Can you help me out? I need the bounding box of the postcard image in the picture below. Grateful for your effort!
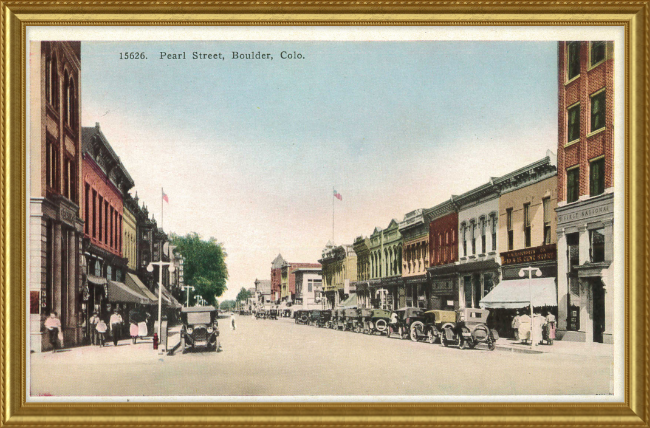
[26,27,624,401]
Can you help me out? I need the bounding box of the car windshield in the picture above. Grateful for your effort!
[187,312,211,324]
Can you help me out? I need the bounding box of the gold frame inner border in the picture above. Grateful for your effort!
[2,4,647,426]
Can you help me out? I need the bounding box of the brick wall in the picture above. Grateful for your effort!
[429,212,459,267]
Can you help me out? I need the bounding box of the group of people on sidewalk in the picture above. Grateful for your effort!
[44,308,151,352]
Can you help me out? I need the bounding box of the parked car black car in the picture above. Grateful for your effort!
[440,308,498,350]
[179,306,220,353]
[387,307,423,340]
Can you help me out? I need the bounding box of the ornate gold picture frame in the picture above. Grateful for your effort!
[1,2,648,426]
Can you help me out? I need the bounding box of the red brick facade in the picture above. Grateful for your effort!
[557,41,614,202]
[429,212,458,267]
[271,267,282,300]
[82,156,123,257]
[287,263,321,294]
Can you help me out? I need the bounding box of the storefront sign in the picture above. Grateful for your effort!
[381,277,403,287]
[557,195,613,225]
[405,275,428,286]
[431,280,454,295]
[501,244,556,266]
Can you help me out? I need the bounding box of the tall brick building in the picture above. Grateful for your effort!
[29,41,84,352]
[555,41,614,343]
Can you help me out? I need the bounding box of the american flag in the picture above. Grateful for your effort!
[333,189,342,201]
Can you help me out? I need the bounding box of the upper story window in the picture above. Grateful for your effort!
[567,166,580,203]
[567,103,581,143]
[590,157,605,197]
[66,77,76,129]
[45,136,58,192]
[591,89,606,132]
[461,225,467,257]
[46,53,59,109]
[543,198,552,245]
[62,156,76,203]
[523,203,531,248]
[480,218,486,254]
[590,41,606,66]
[567,41,581,81]
[470,222,476,255]
[506,209,514,251]
[491,215,497,251]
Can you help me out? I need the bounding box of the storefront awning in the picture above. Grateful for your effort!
[106,280,152,304]
[154,284,182,309]
[125,273,157,304]
[87,275,107,286]
[479,278,557,309]
[338,293,357,309]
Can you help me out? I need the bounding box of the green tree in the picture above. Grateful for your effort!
[220,300,236,311]
[170,232,228,307]
[236,287,252,303]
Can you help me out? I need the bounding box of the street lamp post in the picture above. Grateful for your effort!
[183,285,195,307]
[147,259,176,350]
[519,266,542,347]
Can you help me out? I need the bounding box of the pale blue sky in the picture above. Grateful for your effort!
[81,41,558,299]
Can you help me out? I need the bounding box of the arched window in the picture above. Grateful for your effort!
[63,70,69,125]
[50,54,59,108]
[67,77,76,128]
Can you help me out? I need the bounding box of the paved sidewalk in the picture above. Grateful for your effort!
[495,337,614,356]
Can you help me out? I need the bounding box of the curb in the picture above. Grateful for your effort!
[495,345,544,355]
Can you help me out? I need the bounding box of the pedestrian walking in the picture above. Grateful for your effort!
[109,310,123,346]
[230,312,236,331]
[44,312,63,352]
[96,318,108,347]
[138,312,150,339]
[89,312,100,345]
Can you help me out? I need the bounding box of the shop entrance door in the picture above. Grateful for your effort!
[592,280,605,343]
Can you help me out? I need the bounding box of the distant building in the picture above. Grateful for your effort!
[426,200,459,311]
[319,242,357,309]
[368,220,402,310]
[254,279,271,306]
[399,209,432,309]
[270,254,285,303]
[292,268,323,308]
[352,236,371,308]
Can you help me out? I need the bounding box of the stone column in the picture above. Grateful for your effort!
[578,225,591,342]
[602,219,614,344]
[53,222,62,318]
[556,229,569,332]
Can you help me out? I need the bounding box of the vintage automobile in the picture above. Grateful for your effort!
[268,308,279,320]
[179,306,220,353]
[309,310,322,326]
[358,308,392,335]
[330,309,346,330]
[343,308,360,331]
[386,307,424,340]
[411,309,457,343]
[440,308,498,350]
[317,309,332,328]
[294,309,309,324]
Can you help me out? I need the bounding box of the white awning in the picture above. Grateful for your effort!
[479,278,557,309]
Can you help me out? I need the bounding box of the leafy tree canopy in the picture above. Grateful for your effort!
[170,232,228,307]
[236,287,252,302]
[220,300,236,311]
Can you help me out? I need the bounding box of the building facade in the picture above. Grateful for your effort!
[319,242,357,309]
[122,194,138,272]
[556,41,615,344]
[368,220,403,310]
[254,279,272,306]
[427,200,459,311]
[399,208,431,309]
[270,254,285,303]
[29,41,84,352]
[456,182,500,310]
[352,236,371,308]
[293,268,323,308]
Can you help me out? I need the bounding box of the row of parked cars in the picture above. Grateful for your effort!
[291,306,499,350]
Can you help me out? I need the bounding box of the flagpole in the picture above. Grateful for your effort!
[332,187,335,243]
[161,188,164,231]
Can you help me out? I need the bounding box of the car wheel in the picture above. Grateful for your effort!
[374,319,387,333]
[180,336,186,354]
[427,330,435,344]
[410,321,424,342]
[441,330,449,347]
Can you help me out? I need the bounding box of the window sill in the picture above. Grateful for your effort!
[565,75,580,86]
[468,255,476,260]
[587,127,606,138]
[564,139,580,148]
[478,253,486,258]
[588,59,606,71]
[488,251,497,256]
[459,257,467,261]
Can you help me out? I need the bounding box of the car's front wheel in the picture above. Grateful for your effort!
[180,335,186,354]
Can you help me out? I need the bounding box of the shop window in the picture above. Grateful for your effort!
[590,228,605,263]
[591,90,606,132]
[483,274,494,297]
[567,233,579,272]
[523,203,531,248]
[567,167,580,203]
[506,208,514,251]
[567,103,580,143]
[567,41,581,80]
[590,41,606,66]
[543,198,551,245]
[590,157,605,197]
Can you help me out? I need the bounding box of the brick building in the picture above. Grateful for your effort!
[427,200,458,310]
[555,41,615,343]
[29,41,84,352]
[270,254,285,303]
[399,208,432,309]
